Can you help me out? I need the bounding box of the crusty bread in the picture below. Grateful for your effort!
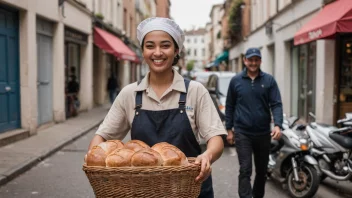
[151,142,173,152]
[152,143,188,166]
[86,145,108,166]
[105,148,135,167]
[124,140,150,152]
[131,148,163,167]
[86,140,124,166]
[99,140,124,155]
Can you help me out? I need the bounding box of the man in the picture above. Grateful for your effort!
[107,74,118,104]
[225,47,283,198]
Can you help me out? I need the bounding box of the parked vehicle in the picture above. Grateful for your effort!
[268,116,320,198]
[306,112,352,182]
[193,71,236,146]
[206,72,236,121]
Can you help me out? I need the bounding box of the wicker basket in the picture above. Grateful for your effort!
[83,158,201,198]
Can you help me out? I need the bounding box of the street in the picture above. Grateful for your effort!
[0,128,351,198]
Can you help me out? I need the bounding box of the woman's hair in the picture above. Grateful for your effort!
[141,37,180,66]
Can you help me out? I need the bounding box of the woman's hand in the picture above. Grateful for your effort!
[194,153,212,183]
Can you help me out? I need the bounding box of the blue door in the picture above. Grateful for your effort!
[0,6,20,133]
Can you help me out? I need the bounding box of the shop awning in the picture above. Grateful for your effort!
[205,61,219,68]
[215,50,229,63]
[94,27,140,63]
[294,0,352,45]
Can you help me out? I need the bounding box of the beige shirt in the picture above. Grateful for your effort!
[95,70,227,143]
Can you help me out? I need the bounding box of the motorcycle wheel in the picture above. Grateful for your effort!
[287,164,320,198]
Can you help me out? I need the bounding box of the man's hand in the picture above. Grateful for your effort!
[271,126,282,140]
[226,130,235,145]
[194,153,212,183]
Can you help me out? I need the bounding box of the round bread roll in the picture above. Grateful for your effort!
[153,145,188,166]
[85,140,124,166]
[99,140,124,155]
[86,145,108,166]
[124,140,150,152]
[131,148,163,167]
[105,148,135,167]
[151,142,173,151]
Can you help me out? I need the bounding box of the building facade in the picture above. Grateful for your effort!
[184,29,207,71]
[156,0,171,18]
[0,0,93,145]
[228,0,350,125]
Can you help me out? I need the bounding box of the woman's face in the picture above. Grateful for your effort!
[142,30,178,74]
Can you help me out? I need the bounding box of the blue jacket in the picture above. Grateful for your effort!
[225,69,283,135]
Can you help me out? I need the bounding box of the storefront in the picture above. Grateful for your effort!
[93,27,139,105]
[290,41,317,121]
[337,34,352,119]
[64,26,88,118]
[294,0,352,122]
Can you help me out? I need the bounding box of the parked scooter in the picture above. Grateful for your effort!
[268,116,320,198]
[306,112,352,182]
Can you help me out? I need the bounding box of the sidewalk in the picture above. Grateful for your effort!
[0,106,108,186]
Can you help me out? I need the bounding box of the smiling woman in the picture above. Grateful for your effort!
[87,17,227,198]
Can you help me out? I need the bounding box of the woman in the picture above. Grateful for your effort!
[87,17,226,198]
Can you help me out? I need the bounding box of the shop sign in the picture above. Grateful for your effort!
[308,29,323,40]
[65,27,88,45]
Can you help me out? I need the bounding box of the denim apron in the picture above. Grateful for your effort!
[131,79,214,198]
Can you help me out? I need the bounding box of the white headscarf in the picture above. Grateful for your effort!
[137,17,185,52]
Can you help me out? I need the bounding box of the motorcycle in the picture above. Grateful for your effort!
[306,112,352,182]
[268,116,320,198]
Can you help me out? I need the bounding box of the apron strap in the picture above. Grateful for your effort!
[135,80,143,109]
[135,91,143,109]
[179,79,190,109]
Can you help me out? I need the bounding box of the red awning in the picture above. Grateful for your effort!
[294,0,352,45]
[94,27,140,63]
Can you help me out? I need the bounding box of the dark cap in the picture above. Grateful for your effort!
[245,48,261,59]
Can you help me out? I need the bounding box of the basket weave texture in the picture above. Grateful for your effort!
[83,158,201,198]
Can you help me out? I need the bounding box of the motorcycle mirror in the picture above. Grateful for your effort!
[309,112,316,119]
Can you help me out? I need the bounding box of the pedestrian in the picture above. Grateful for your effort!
[86,17,226,198]
[67,74,80,117]
[225,47,283,198]
[107,74,118,104]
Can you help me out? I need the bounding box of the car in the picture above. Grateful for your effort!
[194,71,237,146]
[206,72,236,121]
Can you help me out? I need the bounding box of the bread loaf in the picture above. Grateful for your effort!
[131,148,163,166]
[86,140,124,166]
[124,140,150,152]
[105,148,135,167]
[99,140,124,155]
[86,145,108,166]
[152,143,188,166]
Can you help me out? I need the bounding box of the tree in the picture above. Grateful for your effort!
[186,60,195,78]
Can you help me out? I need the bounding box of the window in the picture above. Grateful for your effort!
[187,49,191,55]
[130,16,133,37]
[202,48,205,56]
[202,38,204,43]
[290,41,316,121]
[123,8,127,32]
[194,38,197,43]
[194,49,197,56]
[187,39,190,43]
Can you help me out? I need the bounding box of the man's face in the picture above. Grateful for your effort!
[244,56,261,73]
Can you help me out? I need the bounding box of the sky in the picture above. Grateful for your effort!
[170,0,225,31]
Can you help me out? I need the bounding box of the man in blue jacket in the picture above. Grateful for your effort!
[225,47,283,198]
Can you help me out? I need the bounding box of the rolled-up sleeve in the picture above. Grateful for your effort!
[196,92,227,142]
[95,97,130,140]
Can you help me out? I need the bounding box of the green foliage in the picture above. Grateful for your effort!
[95,13,104,20]
[186,60,195,71]
[217,31,221,39]
[228,0,243,37]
